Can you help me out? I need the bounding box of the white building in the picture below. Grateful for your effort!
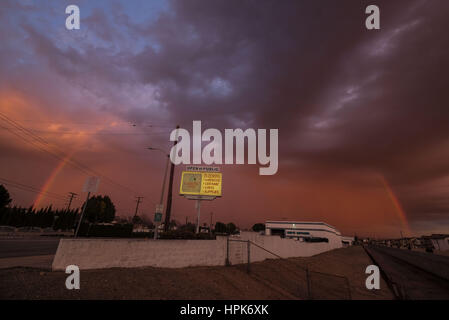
[341,236,355,247]
[429,234,449,251]
[265,220,343,248]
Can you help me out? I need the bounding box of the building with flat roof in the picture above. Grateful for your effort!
[341,236,355,247]
[265,220,342,248]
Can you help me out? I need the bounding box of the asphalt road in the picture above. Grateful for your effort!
[365,246,449,299]
[0,238,60,258]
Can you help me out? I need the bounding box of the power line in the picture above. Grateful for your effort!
[5,119,175,128]
[0,112,141,197]
[0,126,172,135]
[0,177,67,201]
[0,177,67,199]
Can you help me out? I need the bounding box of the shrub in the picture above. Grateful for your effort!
[158,230,215,240]
[77,223,133,237]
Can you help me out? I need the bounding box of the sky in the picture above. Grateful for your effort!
[1,0,449,238]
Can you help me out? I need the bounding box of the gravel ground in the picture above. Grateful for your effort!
[0,246,393,300]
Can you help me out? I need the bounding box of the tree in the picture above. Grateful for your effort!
[178,222,195,233]
[139,215,154,228]
[252,223,265,232]
[214,221,227,233]
[0,185,12,208]
[132,215,143,225]
[226,222,237,234]
[83,195,116,223]
[168,220,178,230]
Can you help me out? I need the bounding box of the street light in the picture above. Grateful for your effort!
[147,147,170,239]
[148,125,179,234]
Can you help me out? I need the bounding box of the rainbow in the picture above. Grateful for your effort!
[378,175,412,236]
[33,152,74,209]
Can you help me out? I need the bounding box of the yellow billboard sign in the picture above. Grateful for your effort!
[180,171,222,197]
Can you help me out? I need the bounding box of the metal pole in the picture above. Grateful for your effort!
[160,155,170,204]
[247,240,250,273]
[51,215,58,230]
[164,125,179,232]
[154,221,159,239]
[345,276,352,300]
[196,199,201,234]
[210,212,213,232]
[154,155,170,240]
[306,266,311,299]
[75,191,90,238]
[226,236,230,266]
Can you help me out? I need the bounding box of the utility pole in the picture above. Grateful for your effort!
[210,212,213,231]
[195,199,201,234]
[164,125,179,232]
[147,146,170,240]
[134,196,144,219]
[67,192,78,210]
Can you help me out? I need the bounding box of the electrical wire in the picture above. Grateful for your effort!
[0,112,141,196]
[0,177,67,201]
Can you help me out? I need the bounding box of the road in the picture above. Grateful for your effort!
[0,238,60,258]
[365,246,449,299]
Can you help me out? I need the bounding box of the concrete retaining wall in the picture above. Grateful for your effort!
[52,232,342,271]
[52,238,227,271]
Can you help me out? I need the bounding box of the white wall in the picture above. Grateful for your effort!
[52,232,342,271]
[265,221,340,240]
[52,238,227,271]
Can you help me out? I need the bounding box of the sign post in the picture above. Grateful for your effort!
[180,167,222,233]
[154,204,163,239]
[75,176,100,238]
[195,199,201,234]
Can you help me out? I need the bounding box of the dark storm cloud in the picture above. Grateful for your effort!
[130,0,449,221]
[21,25,135,85]
[132,1,403,125]
[2,0,449,230]
[290,1,449,180]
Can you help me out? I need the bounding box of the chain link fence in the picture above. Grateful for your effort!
[226,238,351,299]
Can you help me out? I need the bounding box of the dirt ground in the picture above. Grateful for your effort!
[0,246,393,300]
